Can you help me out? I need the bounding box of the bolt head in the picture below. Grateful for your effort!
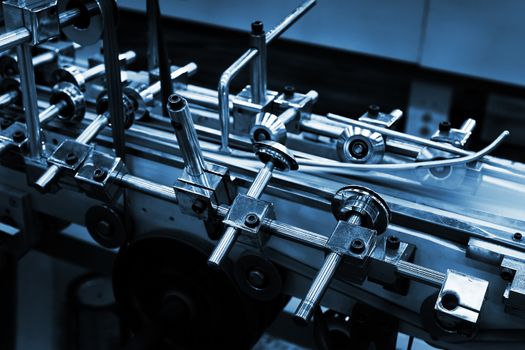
[244,213,260,228]
[65,152,78,165]
[439,121,451,132]
[367,104,380,116]
[191,199,207,214]
[350,239,366,254]
[11,130,25,143]
[283,85,295,98]
[386,235,400,250]
[513,232,522,241]
[92,168,107,182]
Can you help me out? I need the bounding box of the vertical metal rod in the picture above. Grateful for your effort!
[294,214,361,324]
[250,21,267,104]
[101,0,126,159]
[16,44,42,159]
[167,95,208,183]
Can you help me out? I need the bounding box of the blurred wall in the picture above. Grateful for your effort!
[118,0,525,86]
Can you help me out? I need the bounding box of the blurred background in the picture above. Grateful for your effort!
[115,0,525,162]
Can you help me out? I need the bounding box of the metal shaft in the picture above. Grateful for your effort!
[208,161,275,268]
[250,24,267,104]
[17,44,41,159]
[294,214,361,324]
[0,91,18,107]
[82,51,136,83]
[141,63,198,100]
[265,0,317,44]
[167,95,208,182]
[460,118,477,134]
[39,100,68,124]
[34,113,110,192]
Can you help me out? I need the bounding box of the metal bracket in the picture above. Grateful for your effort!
[326,222,377,283]
[434,270,488,335]
[74,150,127,202]
[47,139,93,172]
[3,0,60,46]
[223,194,275,249]
[232,85,278,134]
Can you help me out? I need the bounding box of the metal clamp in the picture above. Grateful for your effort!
[207,140,298,268]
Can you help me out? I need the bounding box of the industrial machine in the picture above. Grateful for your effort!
[1,0,524,349]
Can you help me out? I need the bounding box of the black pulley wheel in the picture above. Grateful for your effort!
[113,234,288,349]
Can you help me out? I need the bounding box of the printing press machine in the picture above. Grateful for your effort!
[0,0,525,349]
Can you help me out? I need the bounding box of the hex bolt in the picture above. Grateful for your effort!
[294,186,391,325]
[65,152,78,165]
[501,267,515,281]
[439,121,451,132]
[92,168,107,182]
[11,130,25,143]
[367,104,380,116]
[284,85,295,98]
[350,238,366,254]
[244,213,260,228]
[191,199,207,215]
[208,141,298,268]
[386,235,400,250]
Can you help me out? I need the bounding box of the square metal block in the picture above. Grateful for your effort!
[4,0,60,45]
[48,139,93,171]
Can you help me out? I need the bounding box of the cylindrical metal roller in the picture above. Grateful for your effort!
[48,82,86,123]
[337,125,385,164]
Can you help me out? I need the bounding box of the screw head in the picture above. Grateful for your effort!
[283,85,295,98]
[513,232,522,241]
[501,267,515,281]
[367,104,380,116]
[439,121,451,132]
[386,235,400,250]
[349,140,369,159]
[350,238,366,254]
[92,168,107,182]
[244,213,260,228]
[65,152,78,165]
[11,130,25,143]
[191,199,207,214]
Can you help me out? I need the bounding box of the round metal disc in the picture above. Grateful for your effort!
[331,185,391,234]
[253,140,298,171]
